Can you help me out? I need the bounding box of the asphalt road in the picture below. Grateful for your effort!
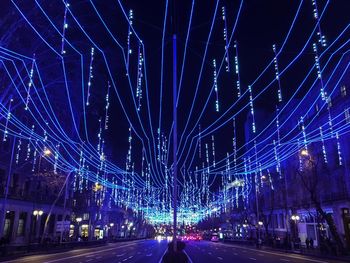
[1,240,347,263]
[1,240,167,263]
[185,241,348,263]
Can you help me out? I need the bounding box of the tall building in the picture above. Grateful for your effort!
[243,55,350,249]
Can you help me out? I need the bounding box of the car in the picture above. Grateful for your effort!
[194,235,202,241]
[211,235,219,242]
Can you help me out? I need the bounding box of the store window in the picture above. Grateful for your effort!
[81,224,89,238]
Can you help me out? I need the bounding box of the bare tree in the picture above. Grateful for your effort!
[297,154,345,254]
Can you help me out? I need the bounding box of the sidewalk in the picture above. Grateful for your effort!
[223,240,350,262]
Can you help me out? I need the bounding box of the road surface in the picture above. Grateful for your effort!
[1,240,347,263]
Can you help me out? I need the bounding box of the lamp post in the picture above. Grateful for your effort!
[32,210,43,242]
[38,147,52,172]
[109,223,114,239]
[291,215,300,239]
[121,225,125,238]
[76,217,82,240]
[128,223,133,238]
[256,221,263,248]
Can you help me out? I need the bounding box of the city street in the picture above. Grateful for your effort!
[1,240,347,263]
[1,1,350,262]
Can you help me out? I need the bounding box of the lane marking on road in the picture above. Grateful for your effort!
[117,253,126,257]
[158,248,168,263]
[7,241,146,263]
[216,243,330,263]
[184,250,193,263]
[280,259,290,262]
[217,257,223,260]
[249,258,257,261]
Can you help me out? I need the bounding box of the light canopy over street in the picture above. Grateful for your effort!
[0,0,350,262]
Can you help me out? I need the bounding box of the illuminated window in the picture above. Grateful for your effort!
[83,213,89,220]
[341,85,347,97]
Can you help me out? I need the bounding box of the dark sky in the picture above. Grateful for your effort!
[2,0,350,190]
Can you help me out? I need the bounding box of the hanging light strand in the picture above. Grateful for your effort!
[272,44,283,102]
[25,56,35,110]
[313,43,325,101]
[213,59,219,112]
[104,81,110,130]
[319,127,328,163]
[311,0,326,47]
[234,41,241,97]
[3,98,13,142]
[61,2,69,55]
[136,42,143,111]
[221,6,230,72]
[248,85,256,133]
[86,47,95,106]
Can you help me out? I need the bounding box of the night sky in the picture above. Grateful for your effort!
[1,0,350,193]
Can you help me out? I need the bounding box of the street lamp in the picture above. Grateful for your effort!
[291,215,300,242]
[257,221,263,242]
[33,210,44,216]
[121,225,125,238]
[300,149,309,157]
[32,210,43,243]
[76,217,82,239]
[108,223,114,239]
[43,148,52,156]
[38,148,52,172]
[291,215,300,221]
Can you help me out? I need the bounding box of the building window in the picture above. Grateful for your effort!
[17,212,27,236]
[274,214,278,229]
[3,219,11,237]
[345,108,350,123]
[83,213,89,220]
[341,85,347,97]
[279,213,285,229]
